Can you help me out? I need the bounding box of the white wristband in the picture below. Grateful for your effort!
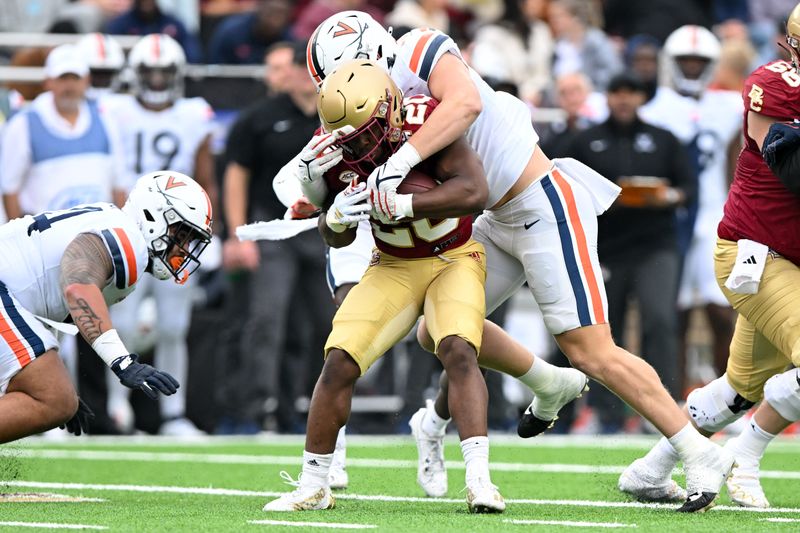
[91,329,129,366]
[392,142,422,173]
[395,193,414,219]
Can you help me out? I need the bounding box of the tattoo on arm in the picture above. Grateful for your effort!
[59,233,115,291]
[69,298,103,343]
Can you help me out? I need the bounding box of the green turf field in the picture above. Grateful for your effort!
[1,434,799,531]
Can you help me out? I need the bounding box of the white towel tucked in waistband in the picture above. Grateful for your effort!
[724,239,769,294]
[551,157,621,215]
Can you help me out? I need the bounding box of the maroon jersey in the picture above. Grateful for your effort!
[718,60,800,264]
[323,95,473,259]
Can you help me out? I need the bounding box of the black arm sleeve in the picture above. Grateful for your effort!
[762,122,800,196]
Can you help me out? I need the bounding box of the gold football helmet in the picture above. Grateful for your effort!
[787,3,800,65]
[317,59,404,174]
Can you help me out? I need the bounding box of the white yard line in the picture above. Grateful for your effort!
[760,518,800,523]
[248,520,376,529]
[7,448,800,480]
[2,480,800,514]
[0,521,107,530]
[505,519,637,528]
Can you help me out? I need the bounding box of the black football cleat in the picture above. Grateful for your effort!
[676,491,718,513]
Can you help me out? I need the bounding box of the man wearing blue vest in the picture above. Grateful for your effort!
[1,44,126,220]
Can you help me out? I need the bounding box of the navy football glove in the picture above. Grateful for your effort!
[762,121,800,168]
[59,397,95,436]
[111,353,180,400]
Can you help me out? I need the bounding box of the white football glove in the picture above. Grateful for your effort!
[370,189,414,223]
[298,133,343,184]
[366,143,422,197]
[326,182,371,233]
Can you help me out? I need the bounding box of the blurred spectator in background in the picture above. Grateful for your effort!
[710,38,757,91]
[386,0,451,33]
[537,72,606,156]
[548,0,622,90]
[640,26,740,393]
[217,42,334,434]
[102,34,218,435]
[75,33,127,99]
[105,0,203,63]
[565,72,695,432]
[208,0,294,64]
[1,44,126,219]
[0,0,128,34]
[603,0,712,42]
[470,0,553,105]
[159,0,201,34]
[292,0,385,40]
[624,34,662,103]
[748,0,794,64]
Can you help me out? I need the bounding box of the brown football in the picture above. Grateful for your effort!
[397,169,438,194]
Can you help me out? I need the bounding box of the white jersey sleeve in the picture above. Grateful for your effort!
[393,29,463,94]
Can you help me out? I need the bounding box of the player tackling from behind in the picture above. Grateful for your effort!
[0,171,212,443]
[289,11,734,512]
[620,3,800,509]
[264,60,504,514]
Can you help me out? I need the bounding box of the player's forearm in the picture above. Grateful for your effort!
[411,176,487,219]
[64,284,113,344]
[318,211,357,248]
[407,96,481,161]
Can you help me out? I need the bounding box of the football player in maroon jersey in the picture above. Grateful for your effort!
[620,3,800,509]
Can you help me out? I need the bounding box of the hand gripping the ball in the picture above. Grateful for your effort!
[326,182,371,233]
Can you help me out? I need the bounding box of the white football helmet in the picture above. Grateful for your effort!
[76,33,126,92]
[663,25,721,97]
[123,171,213,283]
[307,11,397,87]
[128,34,186,107]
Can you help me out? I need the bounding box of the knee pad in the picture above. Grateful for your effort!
[763,368,800,422]
[686,374,755,433]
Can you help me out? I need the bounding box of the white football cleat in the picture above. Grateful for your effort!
[465,478,506,513]
[723,443,769,508]
[263,472,335,512]
[518,367,589,438]
[328,433,348,489]
[409,400,447,497]
[678,442,735,513]
[618,458,687,502]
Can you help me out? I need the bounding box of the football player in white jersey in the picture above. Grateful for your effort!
[283,11,736,511]
[103,34,218,436]
[639,25,740,389]
[0,171,212,443]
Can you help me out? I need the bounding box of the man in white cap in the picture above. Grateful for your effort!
[0,43,127,219]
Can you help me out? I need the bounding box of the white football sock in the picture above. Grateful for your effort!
[461,436,490,484]
[642,437,681,479]
[517,357,557,394]
[421,403,450,436]
[728,419,775,461]
[301,451,333,488]
[668,423,711,462]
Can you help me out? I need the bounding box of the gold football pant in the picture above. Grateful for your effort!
[324,239,486,375]
[715,238,800,401]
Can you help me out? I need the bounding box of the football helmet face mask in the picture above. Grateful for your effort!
[122,171,213,284]
[663,25,721,97]
[75,33,125,92]
[128,34,186,107]
[307,11,397,88]
[317,60,404,175]
[786,3,800,67]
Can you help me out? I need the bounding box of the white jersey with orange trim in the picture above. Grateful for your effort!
[102,94,214,191]
[392,28,539,207]
[0,203,148,322]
